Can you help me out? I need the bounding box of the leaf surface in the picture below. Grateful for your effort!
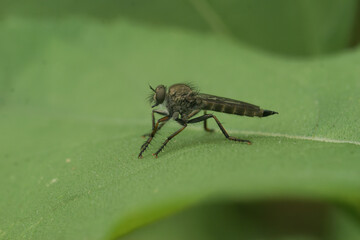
[0,8,360,240]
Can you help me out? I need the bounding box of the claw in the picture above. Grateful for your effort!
[152,153,158,158]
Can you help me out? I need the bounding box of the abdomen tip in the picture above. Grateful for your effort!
[263,110,278,117]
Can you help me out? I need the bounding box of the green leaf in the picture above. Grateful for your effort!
[1,7,360,240]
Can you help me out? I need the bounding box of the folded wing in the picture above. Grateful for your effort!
[197,93,277,117]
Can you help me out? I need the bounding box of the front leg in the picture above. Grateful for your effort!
[142,110,168,138]
[138,116,170,158]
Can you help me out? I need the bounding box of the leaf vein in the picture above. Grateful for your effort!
[191,127,360,146]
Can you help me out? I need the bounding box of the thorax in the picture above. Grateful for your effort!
[165,85,202,118]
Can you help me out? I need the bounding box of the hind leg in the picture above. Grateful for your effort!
[189,114,251,144]
[203,111,214,132]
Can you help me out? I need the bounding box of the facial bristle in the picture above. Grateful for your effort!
[147,93,155,103]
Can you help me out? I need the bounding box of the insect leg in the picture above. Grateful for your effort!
[153,119,187,158]
[151,110,168,129]
[142,110,168,138]
[188,114,251,144]
[203,111,214,132]
[138,116,170,158]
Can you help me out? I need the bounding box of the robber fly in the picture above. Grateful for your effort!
[139,83,278,158]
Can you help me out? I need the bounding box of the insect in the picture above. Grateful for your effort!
[139,83,278,158]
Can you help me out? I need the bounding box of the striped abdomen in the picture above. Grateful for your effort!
[198,94,277,117]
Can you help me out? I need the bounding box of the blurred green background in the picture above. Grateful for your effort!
[1,0,360,240]
[1,0,360,56]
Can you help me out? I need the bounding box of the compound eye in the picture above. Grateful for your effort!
[155,85,166,104]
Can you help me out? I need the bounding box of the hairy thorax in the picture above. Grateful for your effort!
[166,84,202,118]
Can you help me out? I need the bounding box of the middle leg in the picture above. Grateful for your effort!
[153,119,187,158]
